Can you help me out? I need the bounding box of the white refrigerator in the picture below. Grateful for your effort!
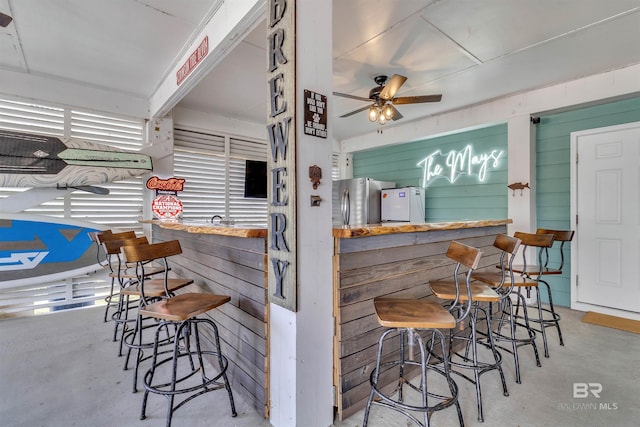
[381,186,425,223]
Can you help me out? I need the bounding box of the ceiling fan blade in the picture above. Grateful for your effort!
[392,94,442,105]
[379,74,407,100]
[388,104,403,121]
[339,104,373,118]
[333,92,371,102]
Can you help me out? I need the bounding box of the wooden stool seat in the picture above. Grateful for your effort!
[373,297,455,329]
[108,265,165,279]
[430,281,500,302]
[506,265,562,275]
[473,271,538,287]
[141,294,231,322]
[120,278,193,298]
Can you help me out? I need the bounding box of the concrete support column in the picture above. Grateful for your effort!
[507,115,539,304]
[507,114,536,235]
[142,114,174,238]
[268,1,334,426]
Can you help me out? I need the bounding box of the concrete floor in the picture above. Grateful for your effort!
[0,305,638,427]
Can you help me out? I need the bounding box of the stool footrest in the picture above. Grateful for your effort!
[369,359,460,415]
[143,350,229,396]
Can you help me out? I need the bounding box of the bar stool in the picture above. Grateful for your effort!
[533,228,575,347]
[95,230,136,322]
[88,229,111,268]
[101,235,160,356]
[429,242,508,422]
[120,240,194,394]
[363,241,481,427]
[471,234,541,385]
[121,240,236,427]
[507,231,557,358]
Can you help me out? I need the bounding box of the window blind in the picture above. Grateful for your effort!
[174,128,267,225]
[0,97,144,318]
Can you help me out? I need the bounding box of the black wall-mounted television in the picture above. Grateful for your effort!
[244,160,267,199]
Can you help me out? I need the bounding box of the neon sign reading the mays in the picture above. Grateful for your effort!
[417,144,503,186]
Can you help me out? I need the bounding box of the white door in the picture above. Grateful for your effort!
[571,122,640,314]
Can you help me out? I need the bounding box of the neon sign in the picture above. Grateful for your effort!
[417,144,503,186]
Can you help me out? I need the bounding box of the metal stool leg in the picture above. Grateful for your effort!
[539,278,564,346]
[444,304,507,422]
[533,287,550,358]
[516,293,542,368]
[103,276,117,323]
[363,328,462,427]
[432,329,464,427]
[141,318,236,427]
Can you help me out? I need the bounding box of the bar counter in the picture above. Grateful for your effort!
[332,219,511,420]
[144,219,267,238]
[143,220,269,417]
[144,218,511,421]
[333,219,512,238]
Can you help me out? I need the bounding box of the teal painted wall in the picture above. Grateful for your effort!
[353,124,508,221]
[537,96,640,307]
[352,96,640,308]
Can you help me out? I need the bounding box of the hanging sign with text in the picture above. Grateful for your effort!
[176,36,209,86]
[303,90,327,138]
[266,0,297,311]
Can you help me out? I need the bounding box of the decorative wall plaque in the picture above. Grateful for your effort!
[303,89,327,138]
[309,165,322,189]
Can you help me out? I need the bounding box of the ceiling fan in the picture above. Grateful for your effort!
[333,74,442,125]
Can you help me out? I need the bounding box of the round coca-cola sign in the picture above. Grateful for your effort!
[151,194,183,219]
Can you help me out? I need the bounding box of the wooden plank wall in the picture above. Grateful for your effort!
[334,225,507,420]
[153,226,269,418]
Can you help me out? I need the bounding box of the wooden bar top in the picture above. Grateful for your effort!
[141,219,267,238]
[332,219,512,238]
[143,218,511,239]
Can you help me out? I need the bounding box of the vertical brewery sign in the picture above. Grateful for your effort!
[267,0,297,311]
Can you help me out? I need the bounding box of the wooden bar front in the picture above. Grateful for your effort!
[146,218,510,422]
[148,222,269,418]
[333,220,511,420]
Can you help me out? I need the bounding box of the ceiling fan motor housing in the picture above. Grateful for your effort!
[369,75,388,100]
[368,86,383,101]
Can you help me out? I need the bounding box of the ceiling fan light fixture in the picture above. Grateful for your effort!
[377,113,387,125]
[382,103,394,120]
[368,106,378,122]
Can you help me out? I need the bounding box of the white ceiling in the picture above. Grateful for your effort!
[1,0,640,141]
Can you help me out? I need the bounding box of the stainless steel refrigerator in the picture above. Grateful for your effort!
[332,178,395,226]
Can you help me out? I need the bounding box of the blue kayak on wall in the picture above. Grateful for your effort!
[0,214,107,288]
